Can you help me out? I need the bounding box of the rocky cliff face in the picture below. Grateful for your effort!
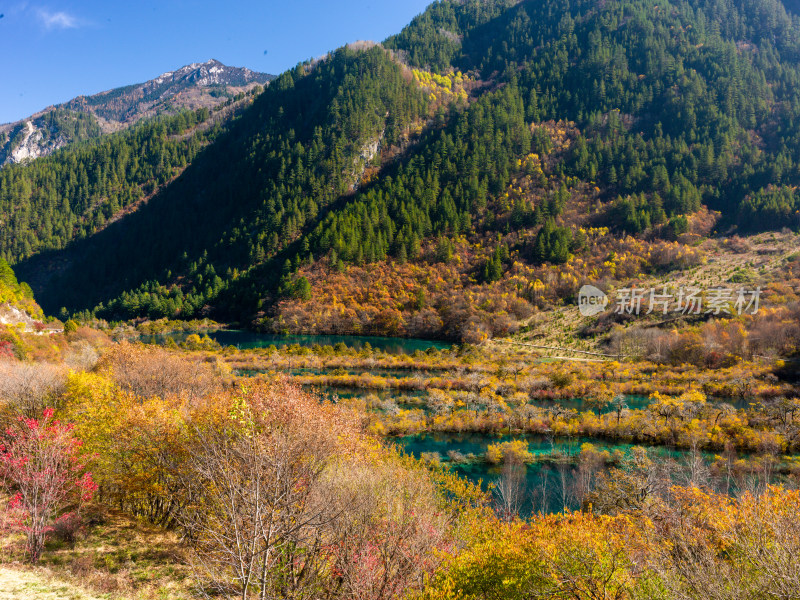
[3,121,68,164]
[0,59,274,166]
[0,303,39,331]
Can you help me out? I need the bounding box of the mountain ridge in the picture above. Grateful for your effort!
[0,59,274,165]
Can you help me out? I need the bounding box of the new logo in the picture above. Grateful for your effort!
[578,285,608,317]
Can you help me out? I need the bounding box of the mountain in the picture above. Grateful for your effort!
[58,59,274,123]
[0,86,264,267]
[7,0,800,339]
[0,59,274,165]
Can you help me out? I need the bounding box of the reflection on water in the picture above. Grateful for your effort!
[317,387,428,401]
[393,432,617,514]
[394,432,696,515]
[450,460,581,515]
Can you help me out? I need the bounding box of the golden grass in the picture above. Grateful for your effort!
[0,510,196,600]
[0,566,107,600]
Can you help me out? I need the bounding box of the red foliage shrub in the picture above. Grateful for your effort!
[0,408,97,562]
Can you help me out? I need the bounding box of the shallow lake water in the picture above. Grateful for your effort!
[393,432,699,515]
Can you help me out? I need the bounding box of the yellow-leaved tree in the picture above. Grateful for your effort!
[419,511,643,600]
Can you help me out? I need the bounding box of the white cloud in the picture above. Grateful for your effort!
[36,8,80,29]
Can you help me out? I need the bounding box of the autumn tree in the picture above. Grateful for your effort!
[585,385,615,416]
[176,380,462,599]
[494,455,527,521]
[643,486,800,600]
[0,409,97,562]
[422,512,639,600]
[98,341,223,400]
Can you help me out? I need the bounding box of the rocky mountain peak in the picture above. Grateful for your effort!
[0,60,274,166]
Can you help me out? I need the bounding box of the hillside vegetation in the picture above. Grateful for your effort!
[0,328,798,599]
[0,259,42,320]
[8,0,800,340]
[1,2,800,598]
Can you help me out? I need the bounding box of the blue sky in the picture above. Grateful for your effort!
[0,0,433,124]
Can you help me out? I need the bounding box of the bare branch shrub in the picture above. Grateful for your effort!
[0,361,67,422]
[63,341,100,372]
[324,459,456,600]
[494,456,527,521]
[98,341,222,400]
[176,380,457,600]
[644,487,800,600]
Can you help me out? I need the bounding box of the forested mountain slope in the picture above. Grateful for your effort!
[383,0,800,227]
[0,84,274,267]
[8,0,800,339]
[17,48,430,320]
